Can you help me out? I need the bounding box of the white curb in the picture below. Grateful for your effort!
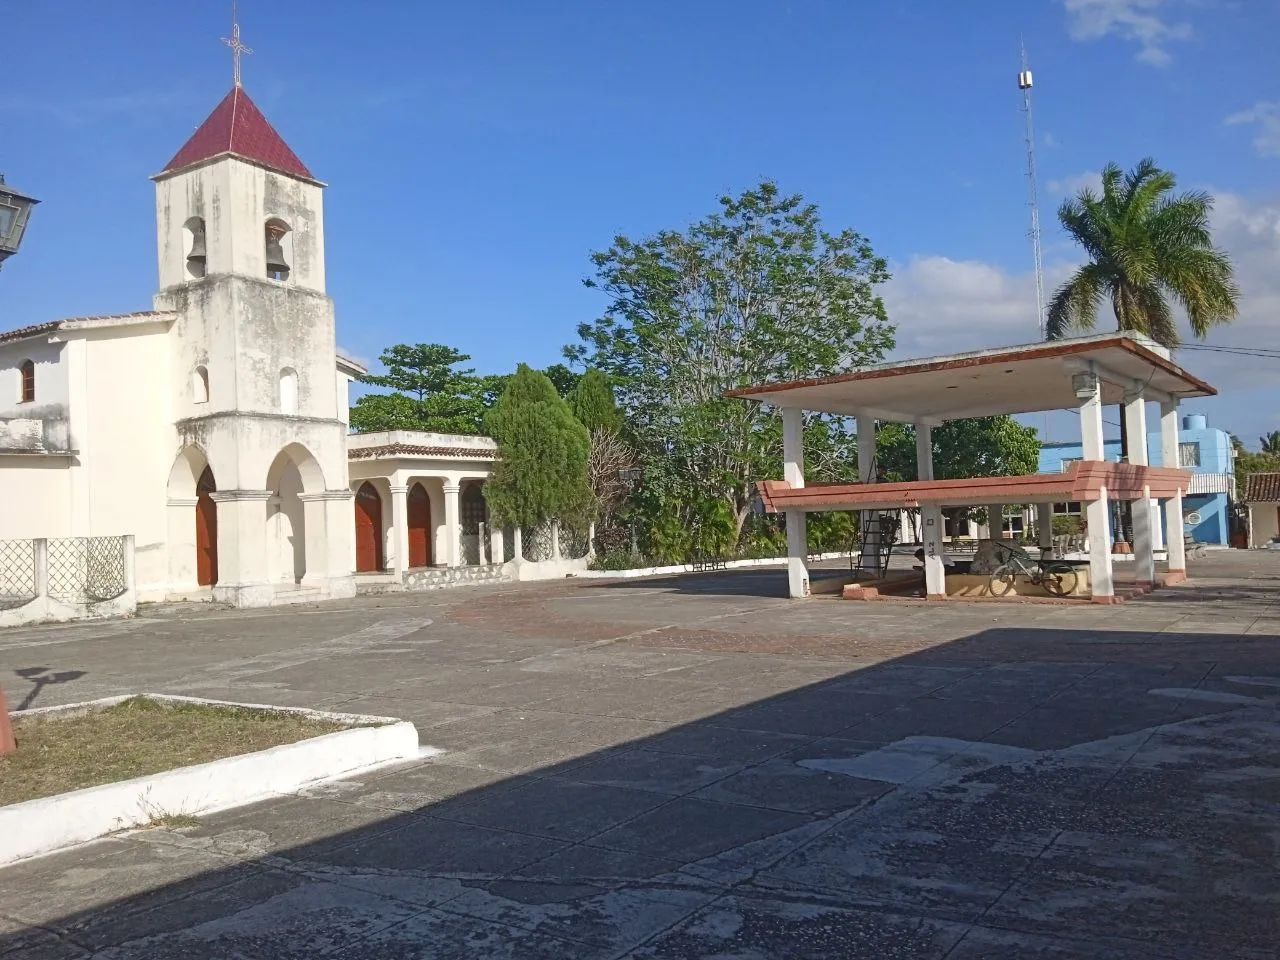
[572,551,855,579]
[0,694,425,867]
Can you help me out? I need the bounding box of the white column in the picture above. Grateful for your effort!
[209,490,274,607]
[1078,369,1105,461]
[1087,491,1115,601]
[987,504,1007,538]
[857,414,876,482]
[914,423,945,596]
[1037,503,1053,557]
[490,525,505,566]
[443,483,462,568]
[782,406,809,599]
[390,484,409,581]
[1161,400,1186,576]
[1124,391,1154,585]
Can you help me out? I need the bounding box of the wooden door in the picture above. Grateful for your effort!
[355,482,384,573]
[196,466,218,586]
[408,484,431,568]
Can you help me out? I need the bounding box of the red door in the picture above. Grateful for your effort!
[355,482,384,572]
[196,466,218,586]
[408,484,432,568]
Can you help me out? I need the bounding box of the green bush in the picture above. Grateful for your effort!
[1052,514,1083,536]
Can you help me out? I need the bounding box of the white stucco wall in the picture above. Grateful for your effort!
[155,158,326,294]
[81,329,173,593]
[1250,503,1279,547]
[0,337,70,452]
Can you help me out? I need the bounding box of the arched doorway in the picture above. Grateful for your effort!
[196,466,218,586]
[355,482,384,572]
[407,483,432,568]
[461,482,487,564]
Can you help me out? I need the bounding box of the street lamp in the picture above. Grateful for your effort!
[617,467,643,556]
[0,174,40,269]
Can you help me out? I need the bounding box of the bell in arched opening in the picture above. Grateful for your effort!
[265,221,291,281]
[184,217,207,279]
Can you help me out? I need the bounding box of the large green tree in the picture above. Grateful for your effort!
[568,180,894,547]
[875,417,1041,483]
[568,369,624,434]
[483,364,592,529]
[1260,431,1280,456]
[1047,159,1238,346]
[352,343,488,434]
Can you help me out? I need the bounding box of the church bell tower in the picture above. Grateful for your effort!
[152,20,355,607]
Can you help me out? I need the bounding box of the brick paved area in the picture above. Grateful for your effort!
[0,550,1278,958]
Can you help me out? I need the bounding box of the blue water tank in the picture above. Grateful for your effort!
[1182,414,1208,431]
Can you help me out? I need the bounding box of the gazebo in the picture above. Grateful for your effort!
[728,333,1215,603]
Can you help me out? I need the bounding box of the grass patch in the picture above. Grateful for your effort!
[0,696,348,807]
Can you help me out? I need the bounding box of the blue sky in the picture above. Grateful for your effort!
[2,1,1277,445]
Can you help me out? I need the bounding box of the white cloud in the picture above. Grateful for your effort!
[881,188,1280,440]
[1047,170,1103,195]
[1043,132,1059,149]
[1061,0,1193,66]
[1225,101,1280,158]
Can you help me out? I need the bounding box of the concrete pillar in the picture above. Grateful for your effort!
[988,504,1007,538]
[390,484,409,580]
[209,490,274,607]
[512,526,523,563]
[1078,368,1105,461]
[857,413,876,483]
[1037,503,1053,557]
[1160,400,1186,578]
[551,520,562,562]
[1087,491,1115,602]
[1151,499,1165,551]
[1124,391,1154,586]
[298,491,357,596]
[490,525,505,566]
[914,422,934,481]
[921,505,946,598]
[782,406,809,599]
[443,483,462,568]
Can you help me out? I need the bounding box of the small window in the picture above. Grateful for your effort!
[279,367,298,415]
[193,365,209,403]
[1060,457,1081,473]
[18,359,34,403]
[265,218,292,281]
[1178,442,1201,467]
[1052,502,1082,516]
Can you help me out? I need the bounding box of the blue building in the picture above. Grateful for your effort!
[1037,414,1235,545]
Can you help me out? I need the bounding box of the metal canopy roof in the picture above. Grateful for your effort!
[727,333,1216,423]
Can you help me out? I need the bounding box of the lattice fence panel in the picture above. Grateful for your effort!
[0,539,38,610]
[561,523,592,560]
[523,522,554,562]
[48,537,129,603]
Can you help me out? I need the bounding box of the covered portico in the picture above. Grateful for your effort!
[346,431,501,585]
[728,333,1216,602]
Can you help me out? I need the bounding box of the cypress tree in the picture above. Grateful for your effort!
[484,364,592,528]
[568,369,624,434]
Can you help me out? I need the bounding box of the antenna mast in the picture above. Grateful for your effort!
[1018,40,1046,340]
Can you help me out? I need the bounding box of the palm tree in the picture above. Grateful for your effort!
[1047,158,1238,346]
[1047,158,1238,544]
[1261,431,1280,456]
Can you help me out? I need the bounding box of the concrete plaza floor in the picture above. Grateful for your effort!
[1,550,1278,958]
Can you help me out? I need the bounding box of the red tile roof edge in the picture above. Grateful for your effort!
[348,443,498,461]
[1243,473,1280,502]
[0,312,171,344]
[159,86,316,182]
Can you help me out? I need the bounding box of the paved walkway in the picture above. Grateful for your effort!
[1,551,1279,958]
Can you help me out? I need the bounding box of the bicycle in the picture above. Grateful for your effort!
[988,541,1079,597]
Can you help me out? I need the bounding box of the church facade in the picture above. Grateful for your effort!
[0,84,499,608]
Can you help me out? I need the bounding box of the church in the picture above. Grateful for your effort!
[0,72,506,608]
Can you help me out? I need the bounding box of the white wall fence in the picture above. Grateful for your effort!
[499,520,592,582]
[0,536,136,627]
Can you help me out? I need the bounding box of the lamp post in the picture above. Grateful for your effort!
[618,467,643,557]
[0,173,40,270]
[0,173,37,755]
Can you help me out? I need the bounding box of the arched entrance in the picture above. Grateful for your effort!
[196,466,218,586]
[407,483,432,568]
[355,482,384,572]
[461,482,487,564]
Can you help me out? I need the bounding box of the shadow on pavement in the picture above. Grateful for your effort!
[2,624,1279,958]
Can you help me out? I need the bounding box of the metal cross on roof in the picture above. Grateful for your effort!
[222,3,253,88]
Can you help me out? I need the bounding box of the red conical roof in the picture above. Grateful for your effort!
[161,86,314,181]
